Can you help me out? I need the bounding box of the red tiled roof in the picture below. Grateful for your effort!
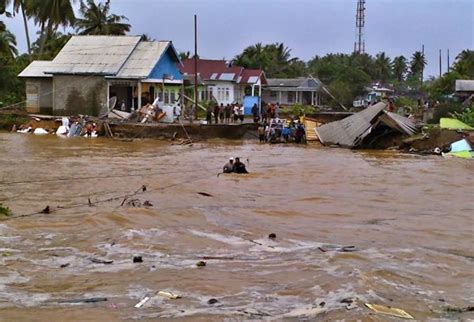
[180,58,265,84]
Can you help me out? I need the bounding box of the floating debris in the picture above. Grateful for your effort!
[133,256,143,263]
[89,257,113,265]
[197,192,213,197]
[365,303,414,319]
[134,296,150,308]
[208,298,219,305]
[196,261,206,267]
[158,291,181,299]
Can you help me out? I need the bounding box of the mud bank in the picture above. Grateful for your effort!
[104,122,258,140]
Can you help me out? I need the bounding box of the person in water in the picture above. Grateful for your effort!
[223,157,234,173]
[232,157,248,174]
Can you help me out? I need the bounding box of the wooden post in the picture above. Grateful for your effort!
[137,81,142,110]
[194,14,198,121]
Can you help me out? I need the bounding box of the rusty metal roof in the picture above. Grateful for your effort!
[48,35,141,75]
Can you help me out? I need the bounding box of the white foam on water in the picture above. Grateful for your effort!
[187,229,249,246]
[123,228,166,240]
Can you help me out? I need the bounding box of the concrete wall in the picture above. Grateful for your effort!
[53,75,107,116]
[25,78,53,114]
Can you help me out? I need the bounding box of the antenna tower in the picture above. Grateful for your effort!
[354,0,366,54]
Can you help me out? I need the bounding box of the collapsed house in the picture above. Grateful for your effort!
[315,102,417,148]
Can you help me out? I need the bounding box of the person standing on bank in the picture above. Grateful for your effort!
[214,103,219,124]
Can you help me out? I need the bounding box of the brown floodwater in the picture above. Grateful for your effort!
[0,133,473,321]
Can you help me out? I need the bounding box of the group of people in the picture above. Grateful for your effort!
[207,103,245,124]
[222,157,248,174]
[251,102,280,124]
[257,118,306,144]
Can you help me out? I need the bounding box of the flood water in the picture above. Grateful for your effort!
[0,133,473,321]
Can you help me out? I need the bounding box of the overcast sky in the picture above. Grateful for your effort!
[3,0,473,78]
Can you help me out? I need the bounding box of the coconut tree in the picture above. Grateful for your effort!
[75,0,130,35]
[0,20,18,58]
[392,55,408,82]
[28,0,75,57]
[373,52,392,83]
[409,51,427,79]
[0,0,32,58]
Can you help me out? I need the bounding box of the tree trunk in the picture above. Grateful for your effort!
[39,21,47,58]
[20,2,32,60]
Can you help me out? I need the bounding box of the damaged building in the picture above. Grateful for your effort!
[315,102,418,149]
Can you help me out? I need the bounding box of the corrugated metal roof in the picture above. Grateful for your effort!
[455,80,474,92]
[114,41,169,79]
[315,102,387,147]
[266,77,322,89]
[18,61,55,78]
[48,35,141,75]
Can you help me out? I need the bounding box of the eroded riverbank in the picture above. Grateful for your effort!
[0,133,473,320]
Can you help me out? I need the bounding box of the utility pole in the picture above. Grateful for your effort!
[447,49,450,72]
[420,44,425,107]
[193,14,198,122]
[439,49,442,78]
[354,0,366,54]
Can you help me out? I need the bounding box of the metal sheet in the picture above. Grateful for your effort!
[48,35,141,75]
[315,102,387,147]
[115,41,170,79]
[18,61,55,78]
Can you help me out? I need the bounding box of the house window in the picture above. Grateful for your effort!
[170,91,176,103]
[288,91,294,103]
[158,90,163,102]
[225,88,230,101]
[164,90,170,104]
[270,91,277,98]
[149,86,155,100]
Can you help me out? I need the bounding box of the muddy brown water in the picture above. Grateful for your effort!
[0,133,473,321]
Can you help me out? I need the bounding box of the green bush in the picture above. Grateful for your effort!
[281,103,316,116]
[452,107,474,126]
[394,96,419,113]
[428,102,465,124]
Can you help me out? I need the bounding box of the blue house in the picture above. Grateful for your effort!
[19,35,183,115]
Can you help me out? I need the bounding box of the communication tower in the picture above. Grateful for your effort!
[354,0,366,54]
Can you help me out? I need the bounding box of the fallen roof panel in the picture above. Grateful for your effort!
[315,102,387,147]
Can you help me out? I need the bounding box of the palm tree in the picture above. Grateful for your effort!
[0,0,32,58]
[75,0,130,35]
[0,20,18,58]
[410,51,427,79]
[391,55,408,82]
[28,0,75,57]
[374,52,392,83]
[453,50,474,78]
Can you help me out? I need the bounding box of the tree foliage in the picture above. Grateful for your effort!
[233,42,305,77]
[76,0,130,35]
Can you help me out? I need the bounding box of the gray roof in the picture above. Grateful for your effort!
[266,77,322,90]
[114,41,170,79]
[455,80,474,92]
[48,35,141,75]
[315,102,416,148]
[18,61,55,78]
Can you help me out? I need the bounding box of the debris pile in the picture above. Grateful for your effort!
[315,102,417,149]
